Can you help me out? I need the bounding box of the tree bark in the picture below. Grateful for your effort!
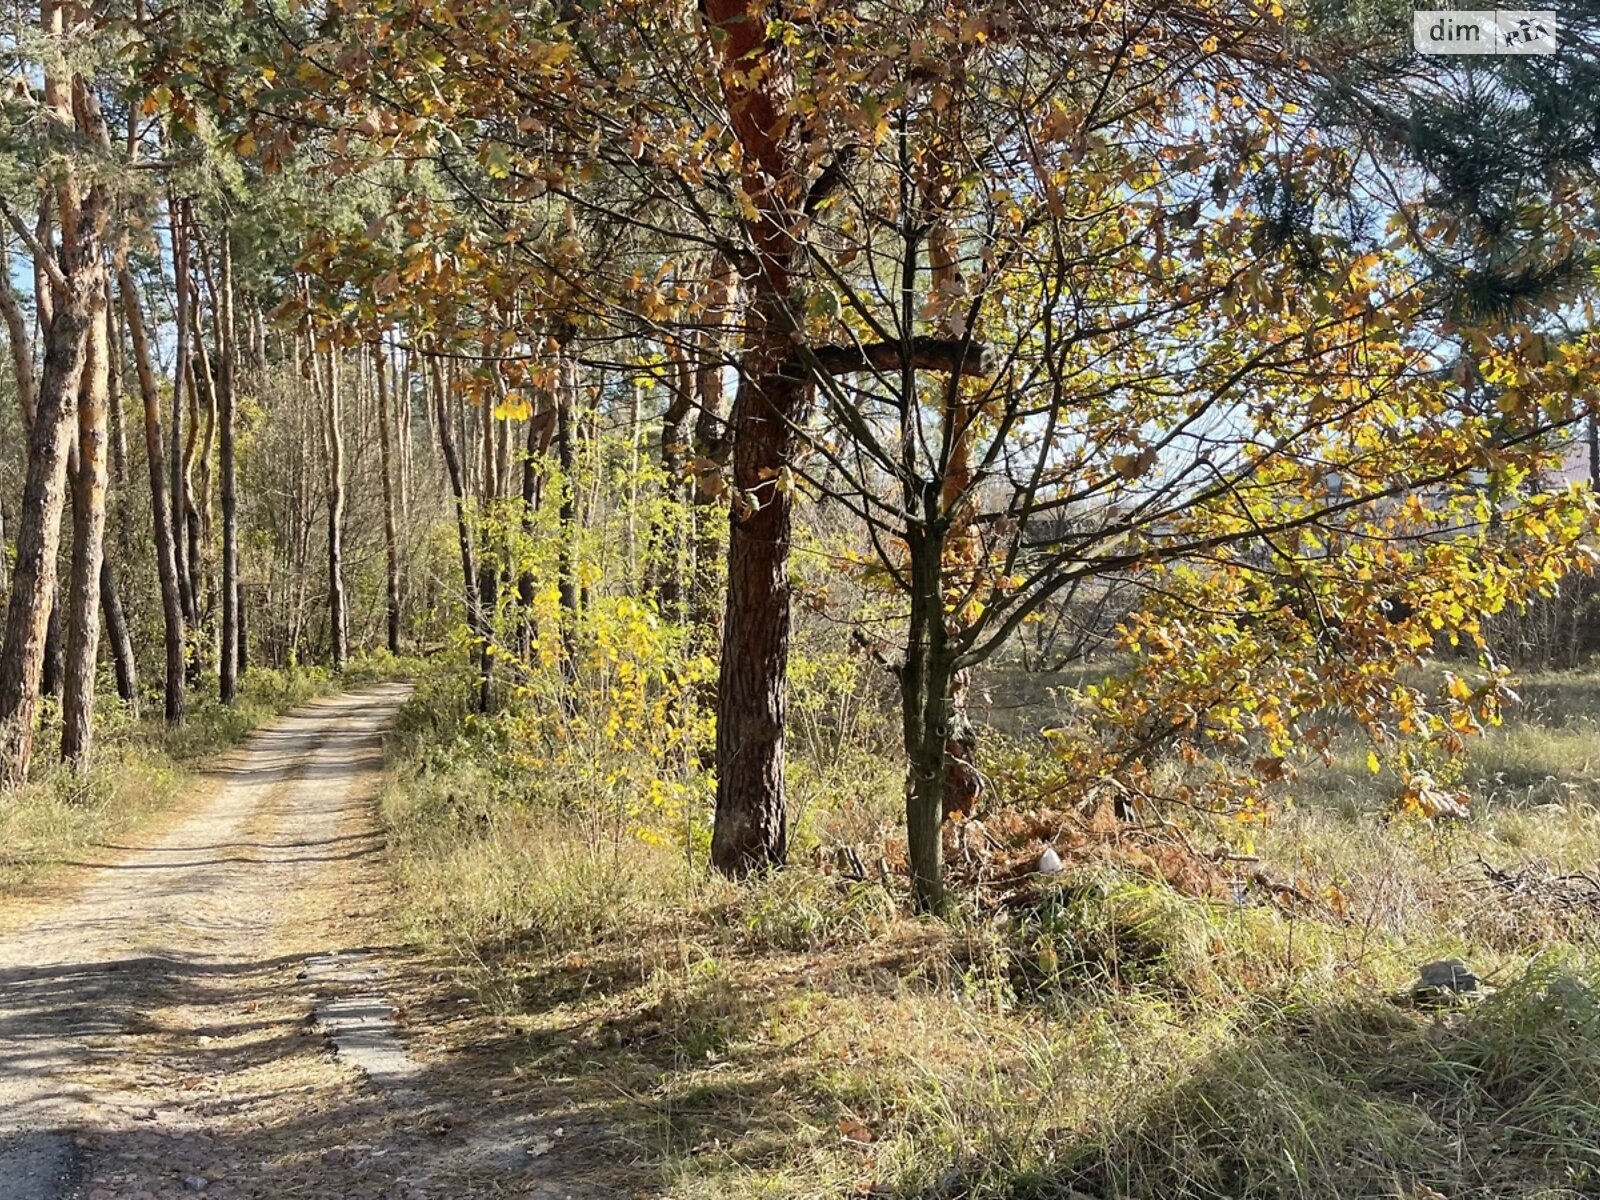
[322,347,348,669]
[926,214,984,823]
[40,598,63,703]
[61,268,110,769]
[653,339,694,615]
[0,248,98,786]
[104,277,127,488]
[290,329,313,666]
[375,343,402,655]
[217,224,240,702]
[901,527,953,914]
[1588,411,1597,490]
[690,261,737,645]
[100,559,137,711]
[0,239,31,605]
[32,198,54,336]
[170,196,196,629]
[0,237,37,429]
[516,398,555,658]
[428,354,479,647]
[554,344,580,691]
[237,584,249,675]
[0,12,100,784]
[397,348,413,524]
[711,320,805,874]
[120,263,186,724]
[474,354,498,711]
[189,290,218,639]
[703,0,807,876]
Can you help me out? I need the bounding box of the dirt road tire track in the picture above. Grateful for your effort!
[0,685,440,1199]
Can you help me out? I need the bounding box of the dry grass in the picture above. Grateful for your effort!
[380,663,1600,1199]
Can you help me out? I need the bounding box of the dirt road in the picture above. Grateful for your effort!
[0,686,580,1200]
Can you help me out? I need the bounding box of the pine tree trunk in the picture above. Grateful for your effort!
[375,344,402,655]
[189,294,218,654]
[555,345,580,690]
[653,341,693,616]
[397,349,413,524]
[119,264,186,724]
[0,260,97,787]
[237,585,249,675]
[32,199,53,336]
[428,353,480,643]
[170,196,196,630]
[104,278,127,489]
[711,322,804,875]
[99,558,136,712]
[689,260,736,645]
[217,225,240,702]
[291,327,313,667]
[475,355,498,711]
[626,378,641,583]
[516,408,553,657]
[323,349,348,669]
[702,0,805,876]
[61,274,110,769]
[41,594,63,701]
[0,239,33,609]
[0,238,37,428]
[182,355,204,647]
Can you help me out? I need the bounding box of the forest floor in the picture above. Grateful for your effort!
[0,685,595,1200]
[10,670,1600,1200]
[374,663,1600,1199]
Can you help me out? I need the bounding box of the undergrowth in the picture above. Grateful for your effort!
[380,656,1600,1199]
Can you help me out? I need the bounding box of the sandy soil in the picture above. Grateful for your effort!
[0,685,594,1200]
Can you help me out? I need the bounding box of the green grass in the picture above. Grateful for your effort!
[377,661,1600,1199]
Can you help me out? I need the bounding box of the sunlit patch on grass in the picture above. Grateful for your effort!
[379,662,1600,1199]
